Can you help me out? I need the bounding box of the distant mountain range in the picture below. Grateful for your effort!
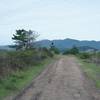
[36,38,100,52]
[0,38,100,52]
[0,45,13,51]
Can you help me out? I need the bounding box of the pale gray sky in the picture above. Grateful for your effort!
[0,0,100,45]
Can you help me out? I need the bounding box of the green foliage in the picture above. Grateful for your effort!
[0,48,54,99]
[95,52,100,58]
[63,46,79,55]
[79,59,100,88]
[7,50,40,68]
[12,29,38,50]
[0,29,55,99]
[78,51,100,88]
[37,47,54,60]
[0,48,54,79]
[50,47,60,54]
[50,42,60,54]
[0,58,53,99]
[78,52,91,59]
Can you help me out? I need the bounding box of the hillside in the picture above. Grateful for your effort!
[0,45,14,51]
[36,38,100,52]
[1,38,100,52]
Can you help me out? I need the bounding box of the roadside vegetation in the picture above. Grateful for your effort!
[0,57,54,100]
[0,28,100,99]
[78,52,100,89]
[63,46,79,55]
[63,46,100,89]
[80,59,100,88]
[0,29,58,99]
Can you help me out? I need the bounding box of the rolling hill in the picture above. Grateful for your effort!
[1,38,100,52]
[36,38,100,52]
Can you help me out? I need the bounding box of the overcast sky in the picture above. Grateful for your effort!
[0,0,100,45]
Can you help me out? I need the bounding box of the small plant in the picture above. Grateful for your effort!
[50,42,60,54]
[63,46,79,55]
[79,52,91,59]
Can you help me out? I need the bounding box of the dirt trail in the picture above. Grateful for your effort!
[11,56,99,100]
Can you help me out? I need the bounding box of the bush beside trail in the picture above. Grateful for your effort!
[63,45,100,65]
[0,48,54,79]
[63,46,79,55]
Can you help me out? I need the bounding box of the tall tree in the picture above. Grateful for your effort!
[12,29,38,50]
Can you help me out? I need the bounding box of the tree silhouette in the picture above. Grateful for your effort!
[12,29,38,50]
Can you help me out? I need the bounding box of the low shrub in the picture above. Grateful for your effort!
[0,48,54,78]
[63,46,79,55]
[78,52,91,59]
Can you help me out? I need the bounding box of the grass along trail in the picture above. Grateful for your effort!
[11,56,100,100]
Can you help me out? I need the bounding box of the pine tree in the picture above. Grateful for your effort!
[12,29,38,50]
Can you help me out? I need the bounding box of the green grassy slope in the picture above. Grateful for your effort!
[79,59,100,89]
[0,58,54,100]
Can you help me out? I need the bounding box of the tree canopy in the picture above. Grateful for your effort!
[12,29,38,50]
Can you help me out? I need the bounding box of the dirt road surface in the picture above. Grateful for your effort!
[11,56,99,100]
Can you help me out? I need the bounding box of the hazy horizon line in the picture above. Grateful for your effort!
[0,38,100,46]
